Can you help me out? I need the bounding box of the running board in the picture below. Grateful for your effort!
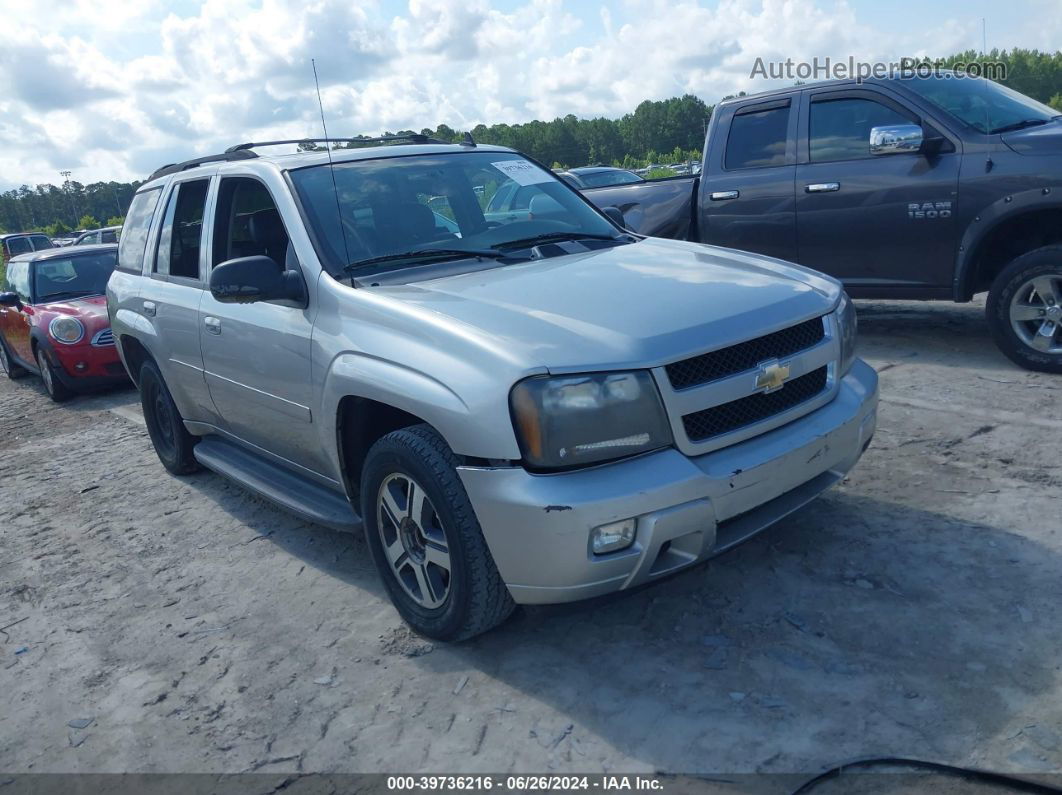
[193,437,362,533]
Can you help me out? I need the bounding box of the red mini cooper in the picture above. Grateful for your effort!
[0,244,128,401]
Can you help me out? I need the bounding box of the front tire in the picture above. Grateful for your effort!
[35,347,73,402]
[987,247,1062,373]
[360,424,514,641]
[139,360,200,475]
[0,337,27,379]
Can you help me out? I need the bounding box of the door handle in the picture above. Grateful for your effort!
[805,182,840,193]
[142,300,156,317]
[709,190,740,201]
[203,316,222,335]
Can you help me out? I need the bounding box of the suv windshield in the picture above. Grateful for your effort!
[33,251,117,303]
[290,151,622,277]
[897,75,1060,134]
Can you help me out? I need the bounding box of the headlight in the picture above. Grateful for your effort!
[836,292,857,376]
[49,316,85,345]
[510,371,673,470]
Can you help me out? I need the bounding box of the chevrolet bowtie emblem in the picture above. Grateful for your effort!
[755,361,791,393]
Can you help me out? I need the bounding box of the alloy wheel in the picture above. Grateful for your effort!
[0,342,9,374]
[376,473,452,609]
[36,350,55,395]
[1009,274,1062,355]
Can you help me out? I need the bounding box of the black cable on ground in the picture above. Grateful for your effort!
[789,756,1062,795]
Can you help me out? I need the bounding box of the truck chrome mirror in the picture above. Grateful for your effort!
[869,124,924,156]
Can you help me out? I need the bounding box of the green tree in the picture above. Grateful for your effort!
[78,214,100,230]
[105,215,124,227]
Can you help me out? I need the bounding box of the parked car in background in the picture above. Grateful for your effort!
[0,244,126,401]
[581,73,1062,373]
[73,226,121,246]
[2,233,54,268]
[557,166,644,189]
[109,134,877,641]
[52,231,87,247]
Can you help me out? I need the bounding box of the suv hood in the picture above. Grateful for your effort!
[388,238,841,372]
[1002,118,1062,156]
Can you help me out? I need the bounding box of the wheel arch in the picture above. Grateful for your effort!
[116,334,155,387]
[954,194,1062,301]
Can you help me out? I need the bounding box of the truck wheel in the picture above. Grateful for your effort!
[987,247,1062,373]
[0,337,27,379]
[139,360,200,475]
[360,424,514,641]
[36,347,73,402]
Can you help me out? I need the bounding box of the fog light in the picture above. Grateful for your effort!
[75,361,88,371]
[591,518,636,554]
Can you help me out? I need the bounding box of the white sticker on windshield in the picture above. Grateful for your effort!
[491,160,553,186]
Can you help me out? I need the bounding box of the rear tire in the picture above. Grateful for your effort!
[139,360,200,475]
[987,246,1062,374]
[35,347,73,402]
[0,337,27,379]
[360,424,514,641]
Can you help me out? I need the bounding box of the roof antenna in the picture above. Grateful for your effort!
[312,58,351,269]
[982,18,994,173]
[460,131,477,148]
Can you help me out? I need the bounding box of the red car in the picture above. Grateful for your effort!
[0,244,128,401]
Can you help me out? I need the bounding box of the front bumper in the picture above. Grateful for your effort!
[458,358,878,604]
[43,341,128,389]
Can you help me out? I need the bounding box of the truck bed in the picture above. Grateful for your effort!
[582,176,697,239]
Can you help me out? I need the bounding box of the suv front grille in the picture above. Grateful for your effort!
[666,317,826,390]
[681,366,828,442]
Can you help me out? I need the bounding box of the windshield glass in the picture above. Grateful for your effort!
[578,169,643,188]
[897,75,1059,134]
[289,151,620,276]
[33,251,116,302]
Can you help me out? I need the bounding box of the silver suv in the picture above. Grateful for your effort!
[107,135,878,640]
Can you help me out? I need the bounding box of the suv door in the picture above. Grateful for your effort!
[698,97,798,261]
[147,176,222,425]
[794,86,961,294]
[1,260,34,363]
[199,176,322,473]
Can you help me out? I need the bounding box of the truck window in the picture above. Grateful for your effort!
[117,188,162,274]
[31,235,53,251]
[810,97,912,162]
[6,237,32,257]
[724,105,790,169]
[155,179,210,280]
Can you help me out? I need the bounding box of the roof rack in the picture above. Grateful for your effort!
[224,133,448,152]
[147,134,456,183]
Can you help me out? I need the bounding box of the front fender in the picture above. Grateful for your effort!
[954,189,1062,301]
[318,351,524,469]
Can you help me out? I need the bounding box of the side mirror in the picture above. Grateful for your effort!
[0,291,21,309]
[602,206,627,229]
[869,124,924,156]
[209,256,306,306]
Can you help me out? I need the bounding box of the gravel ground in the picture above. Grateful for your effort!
[1,298,1060,787]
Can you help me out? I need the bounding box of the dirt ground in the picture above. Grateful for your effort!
[1,298,1061,787]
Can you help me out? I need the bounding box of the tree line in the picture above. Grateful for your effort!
[3,48,1062,234]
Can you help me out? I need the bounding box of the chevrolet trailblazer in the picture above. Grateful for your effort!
[107,135,878,640]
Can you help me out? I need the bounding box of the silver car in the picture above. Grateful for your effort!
[108,136,878,640]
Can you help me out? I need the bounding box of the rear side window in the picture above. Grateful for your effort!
[7,237,32,257]
[101,229,119,243]
[725,104,790,169]
[155,179,210,280]
[31,235,53,250]
[117,188,162,273]
[810,97,912,162]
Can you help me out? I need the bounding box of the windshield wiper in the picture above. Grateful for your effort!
[344,248,508,273]
[37,290,99,302]
[492,232,628,251]
[989,118,1053,134]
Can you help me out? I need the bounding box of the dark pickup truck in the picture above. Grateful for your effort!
[583,73,1062,373]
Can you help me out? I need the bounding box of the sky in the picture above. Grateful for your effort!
[1,0,1060,189]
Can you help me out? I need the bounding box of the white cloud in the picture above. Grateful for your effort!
[0,0,1057,188]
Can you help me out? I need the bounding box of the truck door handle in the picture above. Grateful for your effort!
[203,316,222,335]
[805,182,840,193]
[709,190,740,201]
[142,300,156,317]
